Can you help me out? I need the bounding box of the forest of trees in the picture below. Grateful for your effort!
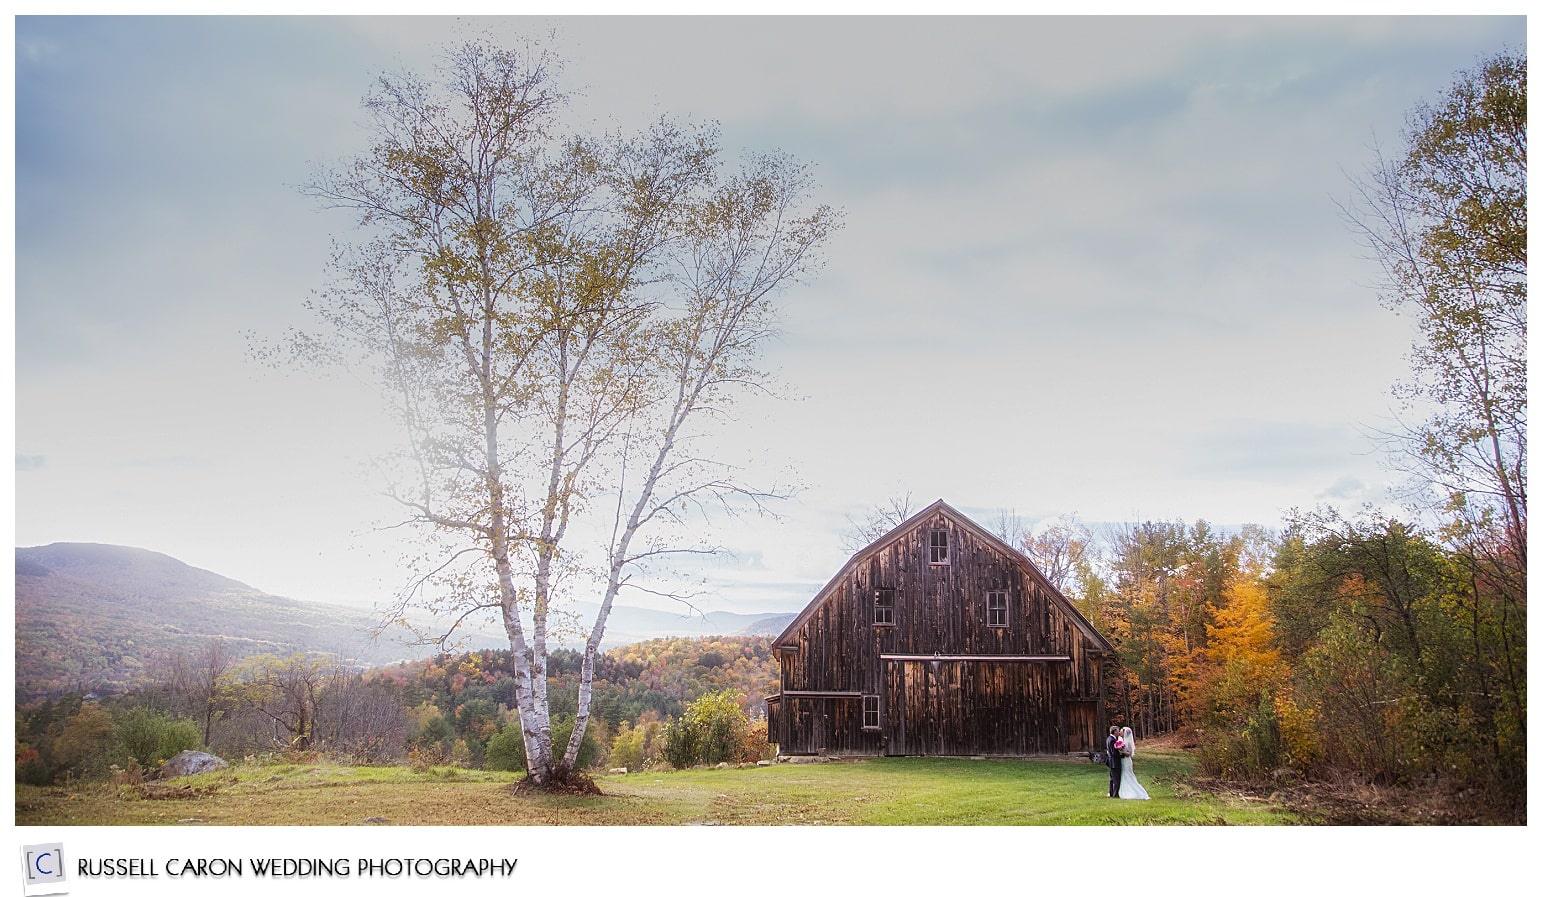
[15,636,778,786]
[1016,509,1523,814]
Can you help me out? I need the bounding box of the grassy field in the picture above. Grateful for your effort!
[15,748,1302,826]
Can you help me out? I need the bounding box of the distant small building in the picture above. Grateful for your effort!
[767,500,1114,757]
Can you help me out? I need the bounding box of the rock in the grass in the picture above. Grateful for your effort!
[757,760,773,767]
[608,767,628,775]
[155,751,228,780]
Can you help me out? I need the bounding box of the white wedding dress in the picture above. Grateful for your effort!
[1117,727,1150,800]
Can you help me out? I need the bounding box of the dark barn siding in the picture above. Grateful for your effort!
[885,659,1064,756]
[766,695,781,744]
[771,503,1110,756]
[778,695,879,755]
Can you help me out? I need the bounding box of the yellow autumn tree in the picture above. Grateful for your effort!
[1193,573,1313,778]
[1208,576,1281,673]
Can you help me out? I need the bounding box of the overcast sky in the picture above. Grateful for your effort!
[12,15,1526,622]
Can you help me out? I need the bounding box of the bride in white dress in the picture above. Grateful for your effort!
[1117,726,1150,800]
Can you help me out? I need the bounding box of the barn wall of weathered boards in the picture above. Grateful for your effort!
[767,500,1114,757]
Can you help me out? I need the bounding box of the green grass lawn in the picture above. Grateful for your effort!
[14,749,1300,826]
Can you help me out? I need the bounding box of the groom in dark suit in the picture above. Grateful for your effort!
[1105,725,1123,797]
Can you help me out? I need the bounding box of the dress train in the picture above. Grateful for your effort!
[1118,757,1150,800]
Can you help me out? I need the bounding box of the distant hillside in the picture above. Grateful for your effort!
[735,612,796,637]
[572,603,797,646]
[13,543,454,700]
[14,542,802,702]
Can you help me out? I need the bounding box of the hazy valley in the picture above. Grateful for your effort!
[14,542,794,700]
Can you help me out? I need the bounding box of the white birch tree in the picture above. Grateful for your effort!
[294,38,835,786]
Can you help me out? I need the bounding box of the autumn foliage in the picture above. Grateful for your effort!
[1038,501,1521,818]
[15,636,778,784]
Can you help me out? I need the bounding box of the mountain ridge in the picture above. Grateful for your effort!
[15,543,424,699]
[14,542,798,700]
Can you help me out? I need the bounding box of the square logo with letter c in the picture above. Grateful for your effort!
[21,843,67,895]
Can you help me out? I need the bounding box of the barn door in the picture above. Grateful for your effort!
[884,659,1003,756]
[799,703,825,754]
[884,658,956,756]
[885,659,1063,755]
[1067,701,1097,754]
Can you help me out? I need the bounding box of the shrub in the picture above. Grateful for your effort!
[51,703,119,781]
[484,716,598,772]
[663,690,759,769]
[741,718,774,763]
[661,716,700,769]
[15,744,52,786]
[484,725,525,772]
[114,708,201,769]
[608,718,665,771]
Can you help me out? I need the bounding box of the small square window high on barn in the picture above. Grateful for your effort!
[863,694,880,729]
[874,588,895,626]
[987,590,1009,627]
[930,529,950,565]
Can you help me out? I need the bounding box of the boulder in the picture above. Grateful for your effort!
[156,751,228,779]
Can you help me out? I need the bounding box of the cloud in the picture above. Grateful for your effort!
[1317,476,1368,501]
[13,15,1525,615]
[1177,421,1368,479]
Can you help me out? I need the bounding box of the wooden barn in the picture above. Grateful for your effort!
[766,500,1114,757]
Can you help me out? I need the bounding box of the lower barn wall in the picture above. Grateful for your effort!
[775,695,884,756]
[773,660,1084,757]
[884,659,1067,756]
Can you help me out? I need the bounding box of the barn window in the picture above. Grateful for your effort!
[930,529,950,565]
[987,590,1009,627]
[874,588,895,626]
[862,694,880,729]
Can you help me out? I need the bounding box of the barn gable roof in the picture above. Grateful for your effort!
[773,499,1115,653]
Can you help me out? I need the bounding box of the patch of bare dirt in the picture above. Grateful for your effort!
[1183,771,1522,825]
[1139,729,1202,751]
[127,782,220,801]
[508,767,604,796]
[1145,730,1520,824]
